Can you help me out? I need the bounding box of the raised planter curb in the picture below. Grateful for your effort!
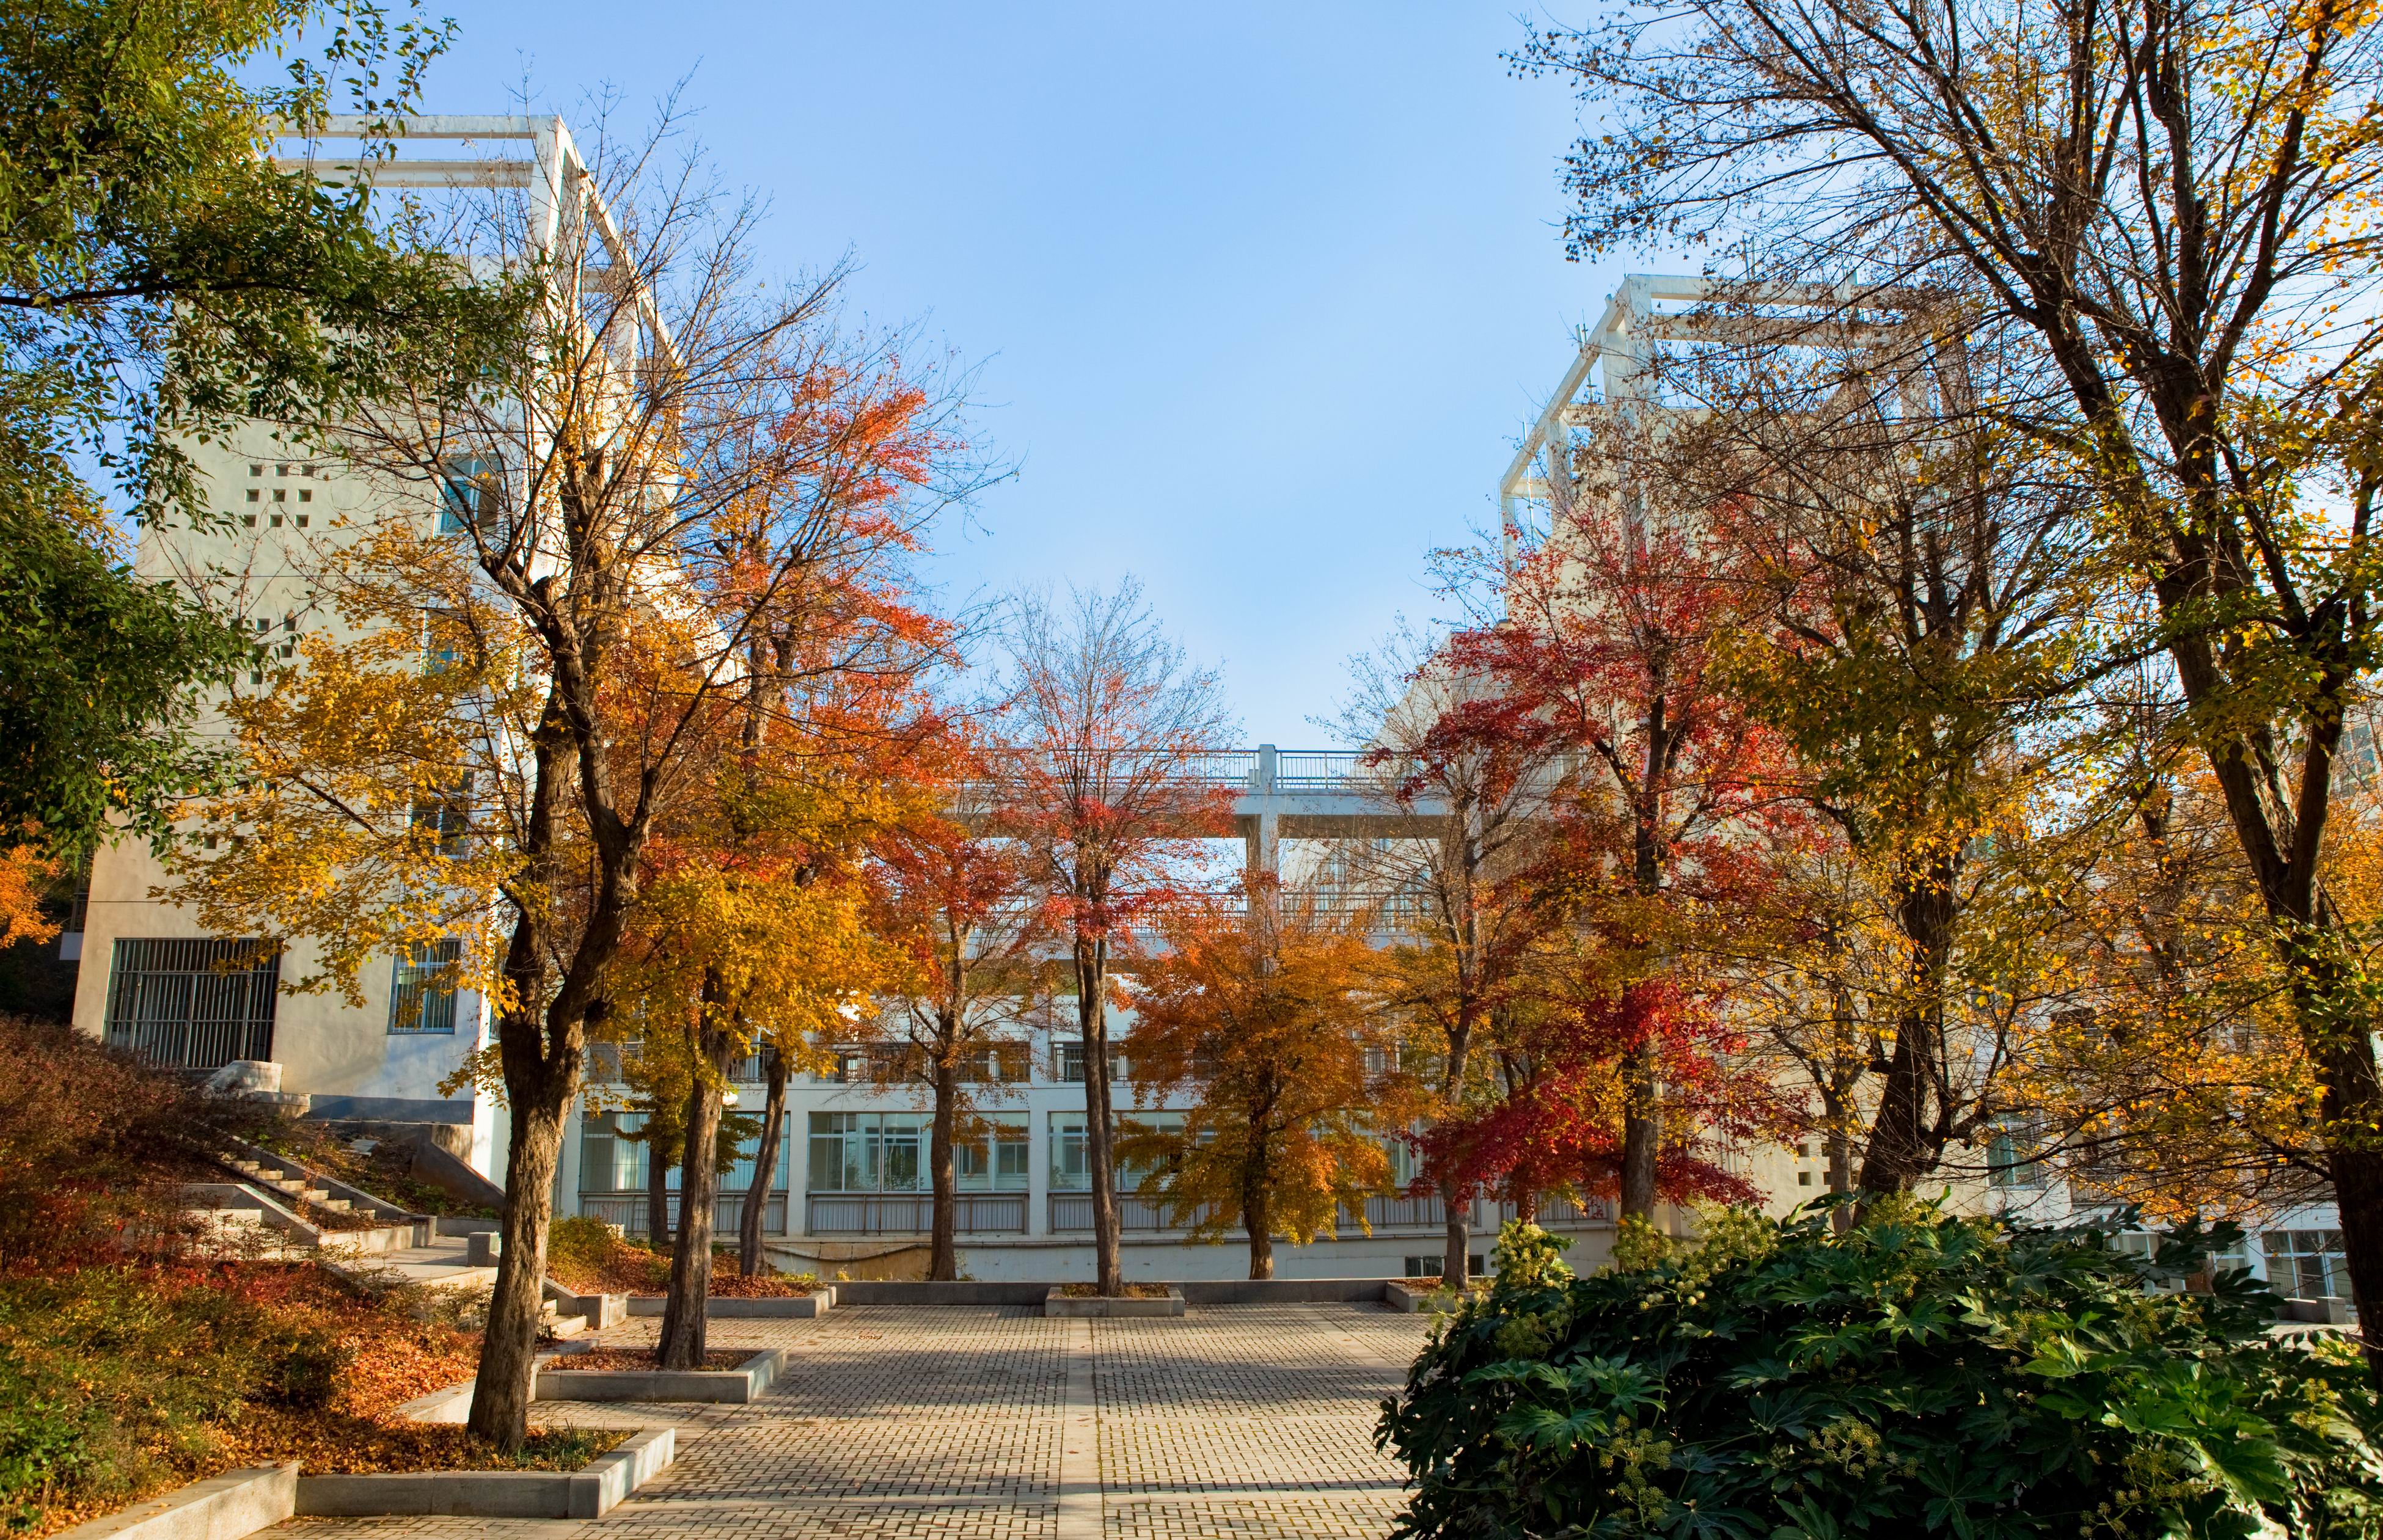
[293,1427,673,1520]
[836,1280,1046,1306]
[1383,1281,1446,1313]
[549,1284,629,1329]
[1044,1287,1187,1318]
[1176,1278,1396,1305]
[536,1348,787,1403]
[393,1379,475,1423]
[54,1465,296,1540]
[623,1290,832,1318]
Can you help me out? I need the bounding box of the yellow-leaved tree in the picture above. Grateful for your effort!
[1121,881,1410,1280]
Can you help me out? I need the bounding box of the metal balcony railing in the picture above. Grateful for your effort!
[804,1192,1028,1236]
[577,1191,788,1240]
[1047,1192,1218,1233]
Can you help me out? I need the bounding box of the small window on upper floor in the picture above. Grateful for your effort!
[245,489,259,503]
[249,465,263,477]
[439,455,503,535]
[276,464,289,477]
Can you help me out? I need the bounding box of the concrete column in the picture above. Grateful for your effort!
[1248,745,1280,881]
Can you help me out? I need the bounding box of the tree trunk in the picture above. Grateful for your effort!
[657,1010,733,1370]
[1439,1181,1470,1285]
[738,1048,789,1279]
[465,1070,568,1449]
[1439,1004,1476,1285]
[1618,1042,1661,1219]
[644,1114,673,1248]
[1858,864,1957,1195]
[1243,1149,1274,1280]
[929,1053,959,1281]
[1078,944,1122,1295]
[1822,1087,1856,1233]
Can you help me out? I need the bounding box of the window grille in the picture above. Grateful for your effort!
[388,938,463,1034]
[1056,1040,1128,1082]
[104,938,279,1070]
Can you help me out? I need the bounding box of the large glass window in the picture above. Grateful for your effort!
[810,1111,1024,1192]
[104,938,279,1070]
[2264,1228,2351,1300]
[955,1114,1030,1191]
[387,939,461,1034]
[580,1111,789,1194]
[1047,1111,1178,1192]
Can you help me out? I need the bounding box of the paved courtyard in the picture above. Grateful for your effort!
[282,1303,1434,1540]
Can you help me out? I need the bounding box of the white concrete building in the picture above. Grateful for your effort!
[56,131,2354,1299]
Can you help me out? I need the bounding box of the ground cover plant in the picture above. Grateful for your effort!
[0,1013,273,1270]
[543,1214,817,1297]
[0,1260,614,1538]
[1378,1208,2383,1539]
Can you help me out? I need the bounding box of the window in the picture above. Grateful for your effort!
[1047,1112,1174,1192]
[1986,1122,2048,1188]
[959,1042,1030,1084]
[1056,1040,1129,1082]
[2264,1229,2351,1300]
[103,938,279,1070]
[1049,1112,1090,1191]
[410,779,472,858]
[580,1111,791,1197]
[1404,1254,1487,1278]
[954,1114,1030,1191]
[387,939,461,1034]
[421,609,463,674]
[819,1046,897,1084]
[808,1111,928,1192]
[245,489,260,503]
[439,455,503,535]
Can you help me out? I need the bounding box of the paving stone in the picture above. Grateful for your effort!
[272,1302,1431,1540]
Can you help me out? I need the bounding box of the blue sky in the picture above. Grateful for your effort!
[423,3,1645,744]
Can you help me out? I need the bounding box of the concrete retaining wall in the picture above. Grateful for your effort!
[623,1291,831,1318]
[294,1428,673,1520]
[536,1349,786,1404]
[835,1278,1397,1307]
[54,1466,296,1540]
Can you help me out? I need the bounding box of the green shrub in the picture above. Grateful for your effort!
[1377,1204,2383,1539]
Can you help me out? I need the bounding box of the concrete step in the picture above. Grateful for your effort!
[547,1313,590,1339]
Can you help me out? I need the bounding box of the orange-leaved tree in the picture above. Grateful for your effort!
[1122,880,1410,1280]
[869,745,1052,1281]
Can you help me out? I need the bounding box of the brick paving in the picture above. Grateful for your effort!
[277,1302,1431,1540]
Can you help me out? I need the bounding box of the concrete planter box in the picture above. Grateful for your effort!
[1384,1281,1463,1313]
[1044,1288,1185,1318]
[55,1464,296,1540]
[623,1289,832,1318]
[536,1348,787,1403]
[294,1427,673,1520]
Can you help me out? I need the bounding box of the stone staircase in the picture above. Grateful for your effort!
[181,1142,611,1338]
